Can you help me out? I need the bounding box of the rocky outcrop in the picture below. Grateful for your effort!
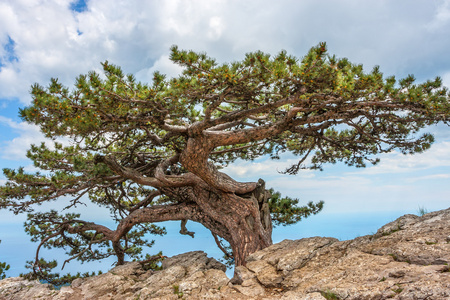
[1,208,449,299]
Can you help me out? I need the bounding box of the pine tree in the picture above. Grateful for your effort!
[1,43,449,282]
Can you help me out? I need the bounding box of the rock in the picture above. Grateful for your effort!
[0,277,56,300]
[133,251,230,299]
[162,250,226,273]
[1,208,449,299]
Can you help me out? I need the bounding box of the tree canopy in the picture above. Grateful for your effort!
[1,43,449,283]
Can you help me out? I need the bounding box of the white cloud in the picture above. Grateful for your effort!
[348,141,450,175]
[263,168,450,214]
[442,71,450,89]
[0,0,449,221]
[427,0,450,30]
[223,154,316,181]
[135,55,184,83]
[0,116,45,160]
[405,173,450,183]
[208,17,225,40]
[1,0,449,107]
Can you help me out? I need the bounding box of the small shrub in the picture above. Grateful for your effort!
[173,285,183,298]
[320,289,340,300]
[417,206,428,216]
[382,222,402,237]
[388,253,399,261]
[392,284,403,294]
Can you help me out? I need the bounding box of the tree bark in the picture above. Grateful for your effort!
[189,179,273,267]
[225,180,273,267]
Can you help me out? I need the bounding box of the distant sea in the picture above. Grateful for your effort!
[0,210,414,278]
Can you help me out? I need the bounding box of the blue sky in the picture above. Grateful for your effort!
[1,0,450,277]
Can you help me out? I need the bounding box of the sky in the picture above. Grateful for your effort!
[1,0,450,277]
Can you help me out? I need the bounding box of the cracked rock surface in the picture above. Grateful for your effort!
[1,208,449,299]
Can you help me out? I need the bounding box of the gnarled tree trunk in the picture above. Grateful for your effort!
[188,179,273,267]
[176,136,274,266]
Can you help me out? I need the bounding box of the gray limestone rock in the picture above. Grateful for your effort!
[1,208,449,299]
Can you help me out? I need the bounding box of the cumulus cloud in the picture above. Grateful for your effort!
[426,0,450,30]
[0,0,450,216]
[405,173,450,182]
[0,116,45,160]
[264,165,450,213]
[346,141,450,176]
[135,55,184,83]
[1,0,449,105]
[223,154,316,181]
[442,71,450,89]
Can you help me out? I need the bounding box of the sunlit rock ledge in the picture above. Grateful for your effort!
[1,208,449,299]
